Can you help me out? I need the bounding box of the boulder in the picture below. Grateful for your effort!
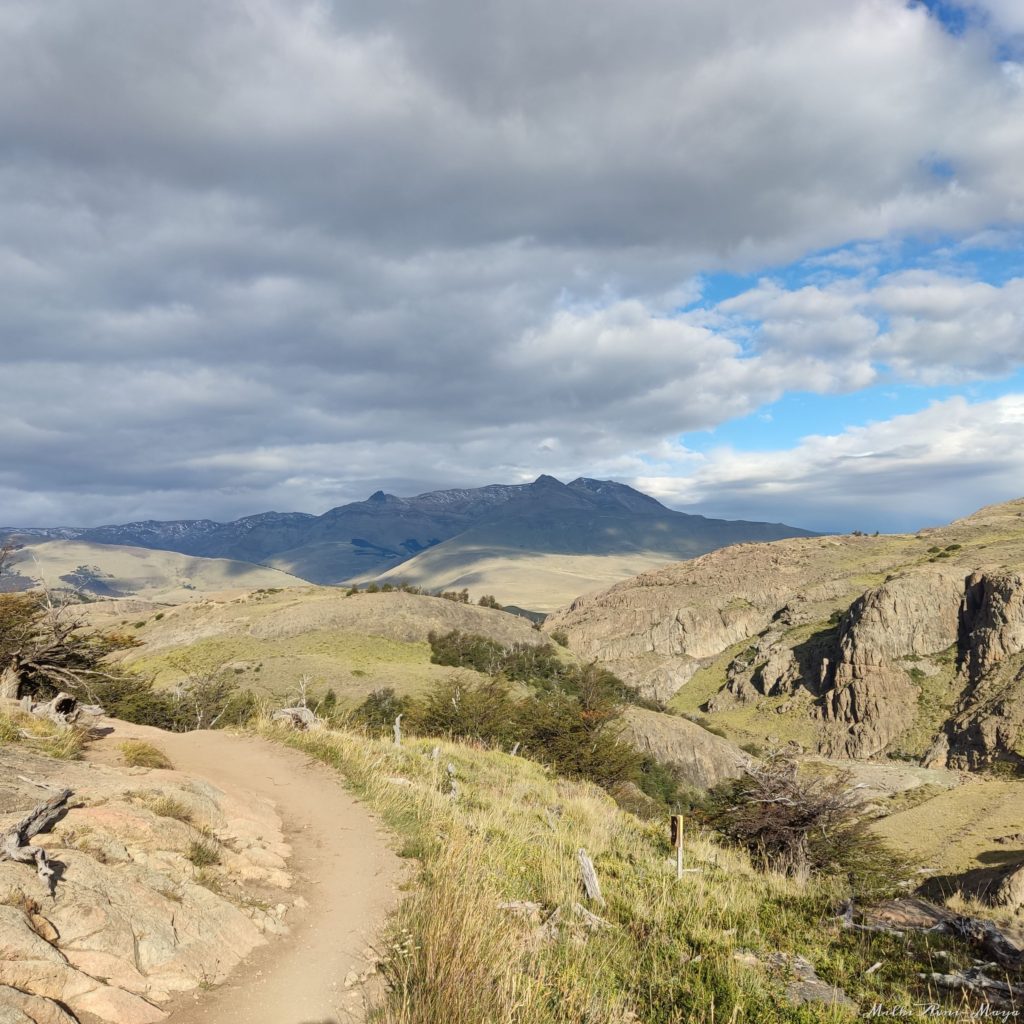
[619,707,751,790]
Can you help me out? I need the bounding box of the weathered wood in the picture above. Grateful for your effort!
[446,762,458,799]
[29,692,103,728]
[393,714,403,747]
[509,742,520,757]
[0,665,21,700]
[841,899,1024,968]
[0,788,72,884]
[271,706,321,731]
[578,848,605,907]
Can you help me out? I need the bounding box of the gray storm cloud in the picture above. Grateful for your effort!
[2,0,1024,528]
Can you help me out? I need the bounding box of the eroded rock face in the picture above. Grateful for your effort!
[0,747,296,1024]
[549,506,1024,766]
[819,573,963,758]
[937,572,1024,769]
[619,707,752,789]
[961,573,1024,681]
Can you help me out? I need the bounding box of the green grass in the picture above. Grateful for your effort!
[186,838,222,868]
[0,709,87,760]
[130,631,485,704]
[144,794,194,822]
[255,717,979,1024]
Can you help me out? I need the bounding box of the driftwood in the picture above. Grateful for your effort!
[841,898,1024,969]
[578,848,605,907]
[1,788,72,885]
[923,967,1024,1008]
[29,692,104,728]
[271,706,322,731]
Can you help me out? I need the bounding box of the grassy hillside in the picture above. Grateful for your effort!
[5,538,300,601]
[367,547,679,613]
[258,718,990,1023]
[91,587,546,704]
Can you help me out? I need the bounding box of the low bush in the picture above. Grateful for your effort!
[351,687,414,736]
[704,753,912,899]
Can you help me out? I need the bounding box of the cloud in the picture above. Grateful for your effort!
[713,271,1024,384]
[2,0,1024,525]
[635,395,1024,532]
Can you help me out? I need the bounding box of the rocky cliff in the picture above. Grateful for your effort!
[548,498,1024,769]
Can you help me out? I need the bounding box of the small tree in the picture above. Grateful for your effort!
[0,588,137,699]
[351,687,412,736]
[705,753,911,896]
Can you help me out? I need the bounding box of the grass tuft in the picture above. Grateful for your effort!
[186,838,221,867]
[119,739,174,769]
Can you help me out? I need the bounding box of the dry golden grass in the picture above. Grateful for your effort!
[257,718,958,1023]
[119,739,174,769]
[0,708,87,760]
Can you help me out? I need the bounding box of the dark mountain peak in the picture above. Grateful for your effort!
[567,477,668,514]
[531,474,566,488]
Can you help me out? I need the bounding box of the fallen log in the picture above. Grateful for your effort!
[840,898,1024,969]
[0,788,72,885]
[271,706,322,731]
[29,692,104,728]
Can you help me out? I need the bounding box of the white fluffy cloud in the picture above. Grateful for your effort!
[636,395,1024,531]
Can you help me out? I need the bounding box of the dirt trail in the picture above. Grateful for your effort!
[90,721,402,1024]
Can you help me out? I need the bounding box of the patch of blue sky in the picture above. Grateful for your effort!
[912,0,971,36]
[679,231,1023,315]
[682,368,1024,454]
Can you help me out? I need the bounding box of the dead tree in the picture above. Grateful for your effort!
[0,588,131,700]
[1,788,73,885]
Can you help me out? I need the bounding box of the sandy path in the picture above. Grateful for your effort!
[90,721,402,1024]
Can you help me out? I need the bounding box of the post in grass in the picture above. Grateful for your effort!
[671,814,700,878]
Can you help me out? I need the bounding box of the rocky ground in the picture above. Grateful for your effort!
[0,717,400,1024]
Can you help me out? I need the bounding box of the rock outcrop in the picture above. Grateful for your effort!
[0,745,296,1024]
[548,499,1024,768]
[619,707,752,789]
[819,573,963,758]
[936,572,1024,769]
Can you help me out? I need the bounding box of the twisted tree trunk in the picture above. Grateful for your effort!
[0,788,72,885]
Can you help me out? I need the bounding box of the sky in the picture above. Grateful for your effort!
[3,0,1024,534]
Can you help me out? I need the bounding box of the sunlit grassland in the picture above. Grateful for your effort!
[255,718,963,1024]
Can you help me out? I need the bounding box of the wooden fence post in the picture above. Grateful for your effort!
[393,713,402,747]
[671,814,684,879]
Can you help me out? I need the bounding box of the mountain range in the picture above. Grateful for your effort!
[3,476,815,608]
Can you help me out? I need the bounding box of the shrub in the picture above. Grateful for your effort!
[120,740,173,769]
[417,677,518,744]
[705,753,912,898]
[89,672,256,732]
[351,688,413,736]
[477,594,501,609]
[549,629,569,647]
